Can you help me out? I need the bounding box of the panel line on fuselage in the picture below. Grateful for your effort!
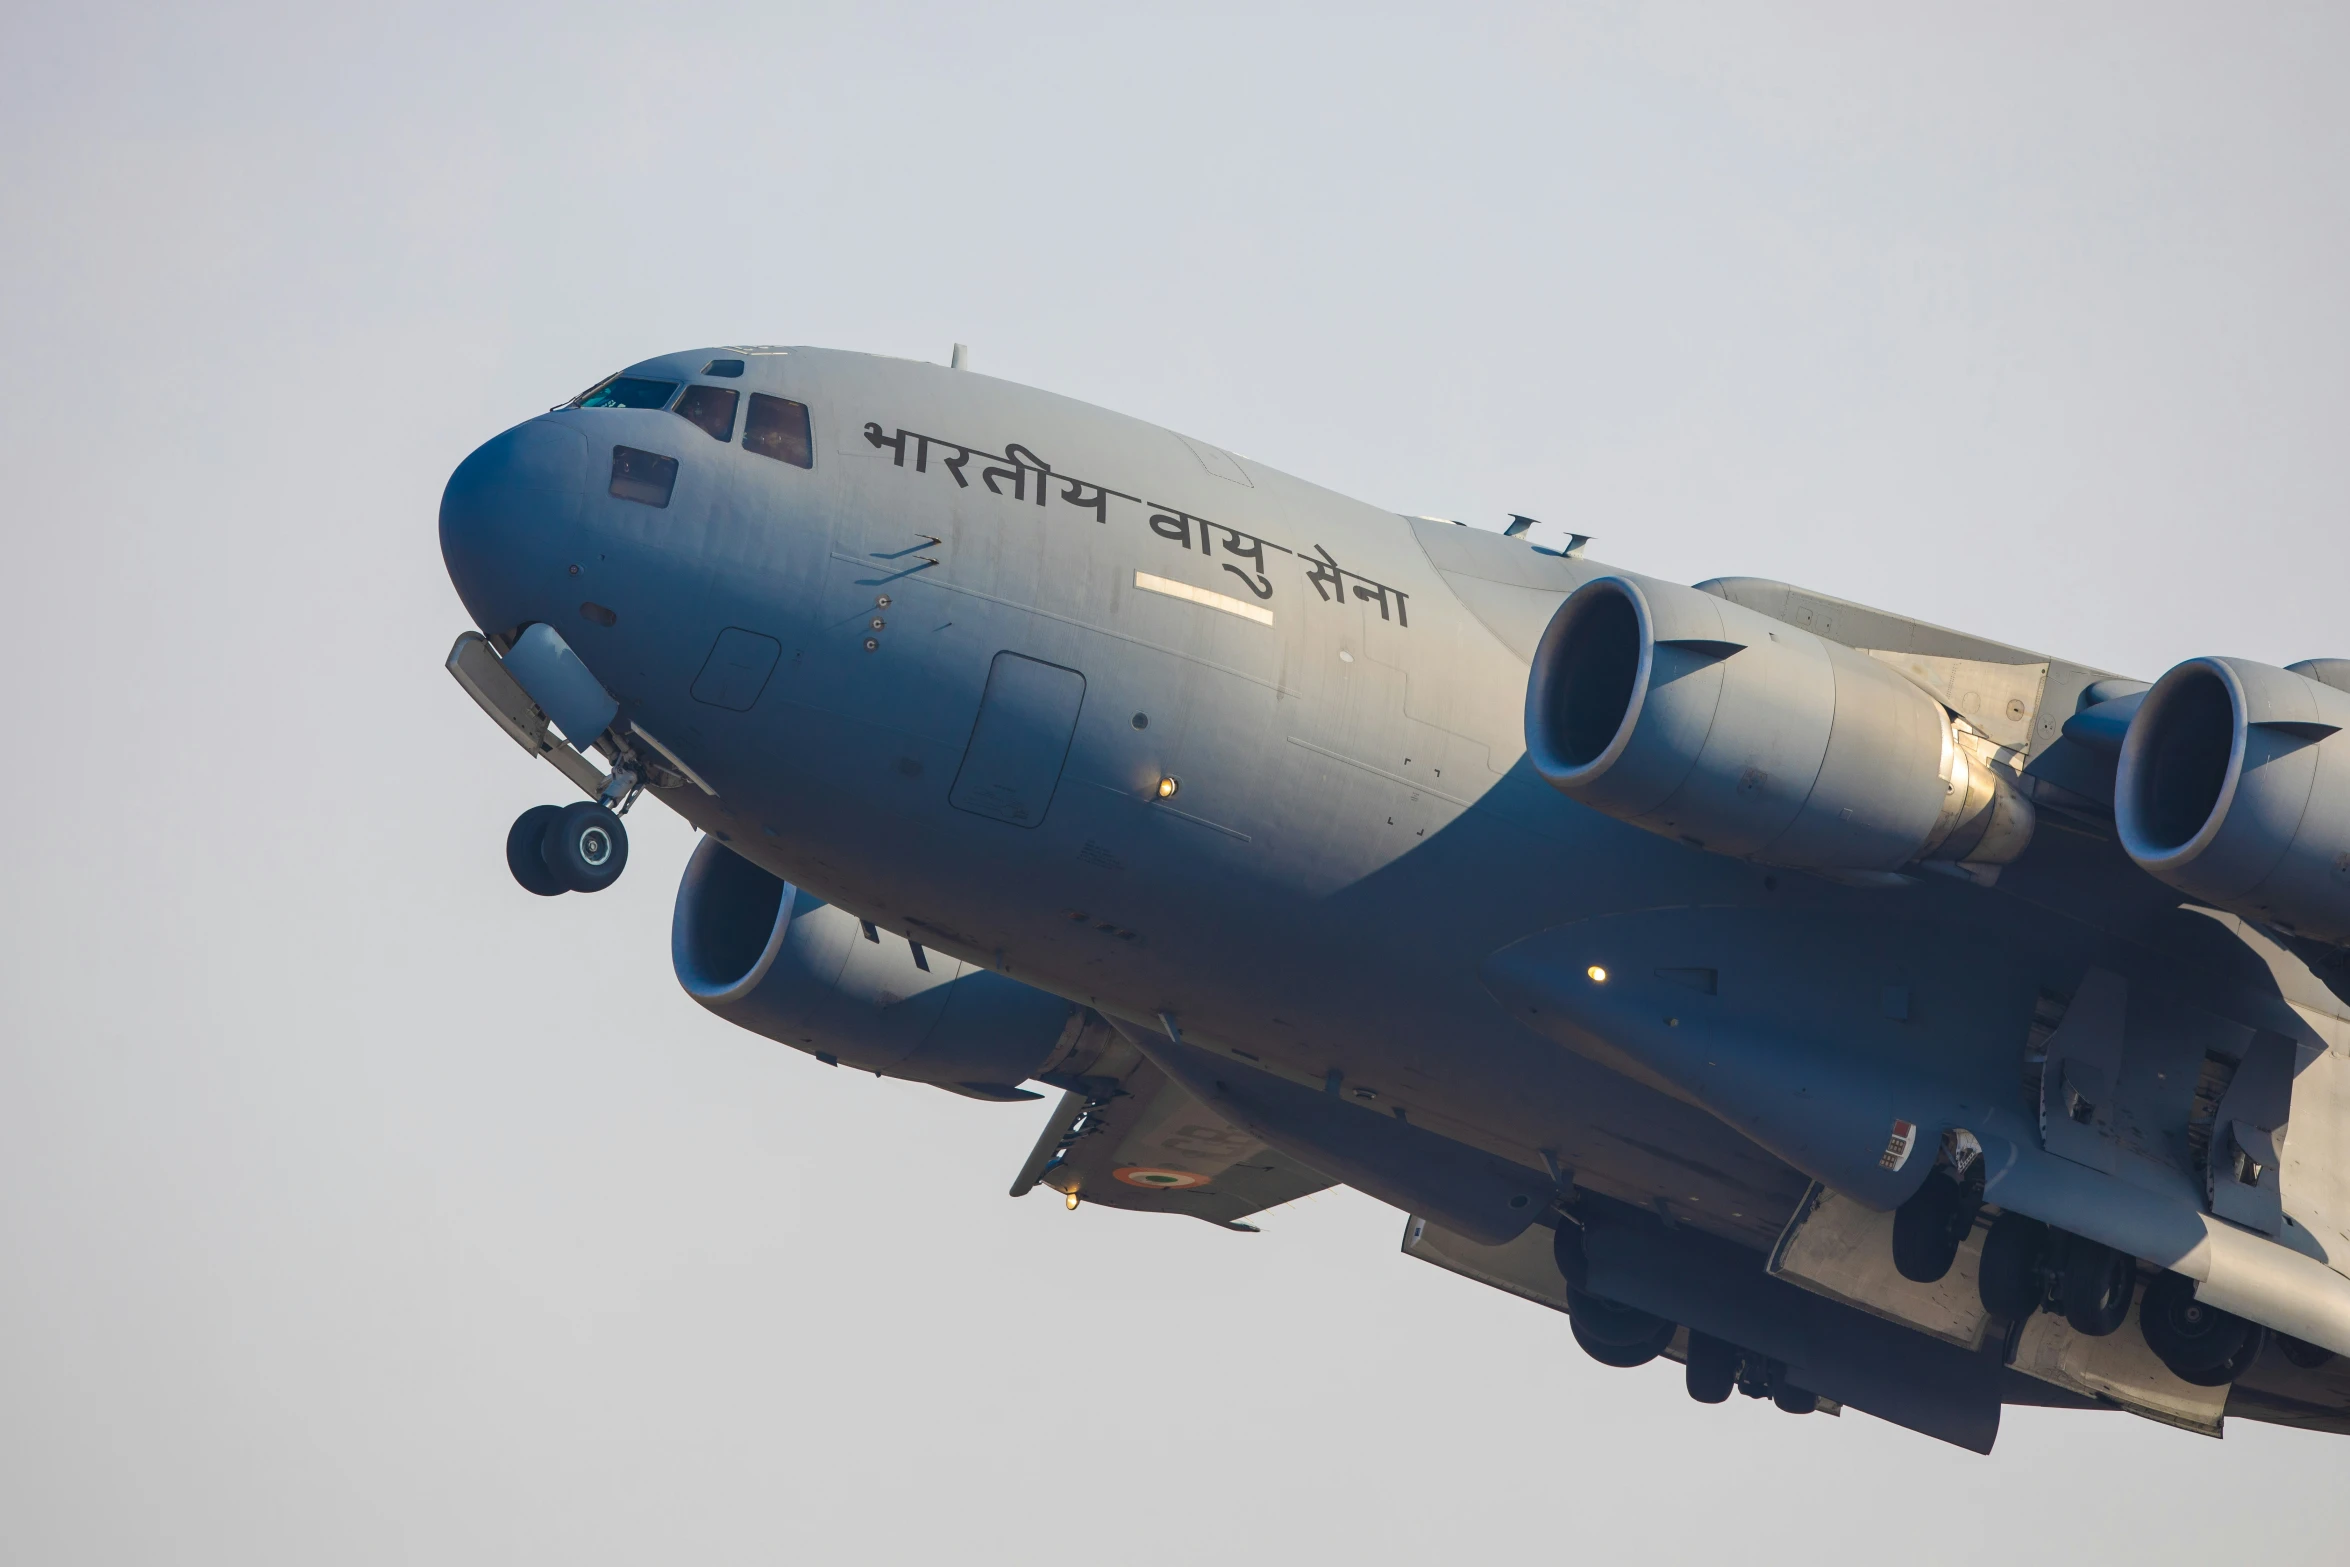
[828,550,1294,698]
[1075,779,1254,841]
[1285,735,1475,810]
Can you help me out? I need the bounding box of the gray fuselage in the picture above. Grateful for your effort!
[437,345,2337,1266]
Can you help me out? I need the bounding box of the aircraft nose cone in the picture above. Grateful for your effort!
[439,418,590,636]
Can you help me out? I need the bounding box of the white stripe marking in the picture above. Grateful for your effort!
[1133,570,1274,625]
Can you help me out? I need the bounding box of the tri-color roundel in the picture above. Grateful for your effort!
[1114,1166,1211,1190]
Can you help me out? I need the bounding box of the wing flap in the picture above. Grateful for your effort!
[1015,1056,1334,1229]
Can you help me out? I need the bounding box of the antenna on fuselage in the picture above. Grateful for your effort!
[1505,514,1590,558]
[950,343,971,370]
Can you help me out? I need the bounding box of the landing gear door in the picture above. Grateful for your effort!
[950,652,1086,827]
[2007,1305,2229,1437]
[1768,1182,1994,1350]
[2206,1029,2297,1237]
[2037,968,2128,1173]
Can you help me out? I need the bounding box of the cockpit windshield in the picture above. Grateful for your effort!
[571,374,680,410]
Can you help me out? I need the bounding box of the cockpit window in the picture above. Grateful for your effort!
[673,384,739,442]
[744,393,813,468]
[610,445,679,507]
[573,375,680,410]
[701,359,745,377]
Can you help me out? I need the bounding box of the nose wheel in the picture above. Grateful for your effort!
[506,800,629,895]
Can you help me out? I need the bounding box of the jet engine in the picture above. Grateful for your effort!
[1524,574,2034,872]
[671,835,1076,1098]
[2115,656,2350,945]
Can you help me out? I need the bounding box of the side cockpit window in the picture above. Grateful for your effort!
[572,374,680,410]
[673,384,739,442]
[744,393,813,468]
[610,445,678,507]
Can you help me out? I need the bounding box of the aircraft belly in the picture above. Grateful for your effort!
[659,510,1828,1228]
[681,748,1818,1244]
[685,661,1797,1251]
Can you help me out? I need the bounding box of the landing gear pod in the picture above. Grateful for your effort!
[2115,655,2350,945]
[671,835,1072,1098]
[1524,574,2034,872]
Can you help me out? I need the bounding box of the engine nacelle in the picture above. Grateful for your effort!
[672,835,1075,1098]
[2116,656,2350,945]
[1525,574,2034,872]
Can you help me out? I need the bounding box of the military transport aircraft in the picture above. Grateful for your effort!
[439,344,2350,1452]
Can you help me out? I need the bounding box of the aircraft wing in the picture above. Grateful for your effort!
[1011,1055,1334,1229]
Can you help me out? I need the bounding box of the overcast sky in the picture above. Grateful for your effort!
[7,4,2350,1562]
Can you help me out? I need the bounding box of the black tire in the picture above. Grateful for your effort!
[1552,1222,1590,1294]
[2171,1334,2265,1390]
[2139,1270,2256,1382]
[1977,1212,2048,1318]
[1685,1333,1738,1404]
[2060,1237,2136,1338]
[506,805,567,896]
[541,801,628,893]
[1774,1384,1818,1414]
[2279,1333,2336,1370]
[1892,1169,1976,1284]
[1570,1315,1672,1368]
[2193,1324,2270,1388]
[1566,1287,1675,1368]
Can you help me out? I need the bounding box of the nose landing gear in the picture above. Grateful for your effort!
[506,796,631,895]
[506,805,567,896]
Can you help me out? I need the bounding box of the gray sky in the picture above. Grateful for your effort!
[6,3,2350,1561]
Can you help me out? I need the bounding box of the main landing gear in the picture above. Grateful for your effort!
[1564,1286,1677,1368]
[507,799,630,895]
[1975,1214,2137,1336]
[1894,1134,2187,1359]
[2136,1270,2269,1386]
[1892,1166,1984,1284]
[1891,1131,1986,1285]
[1682,1330,1820,1413]
[1888,1129,2311,1390]
[1553,1223,1820,1414]
[1972,1209,2290,1386]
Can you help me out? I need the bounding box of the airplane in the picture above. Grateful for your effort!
[438,343,2350,1452]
